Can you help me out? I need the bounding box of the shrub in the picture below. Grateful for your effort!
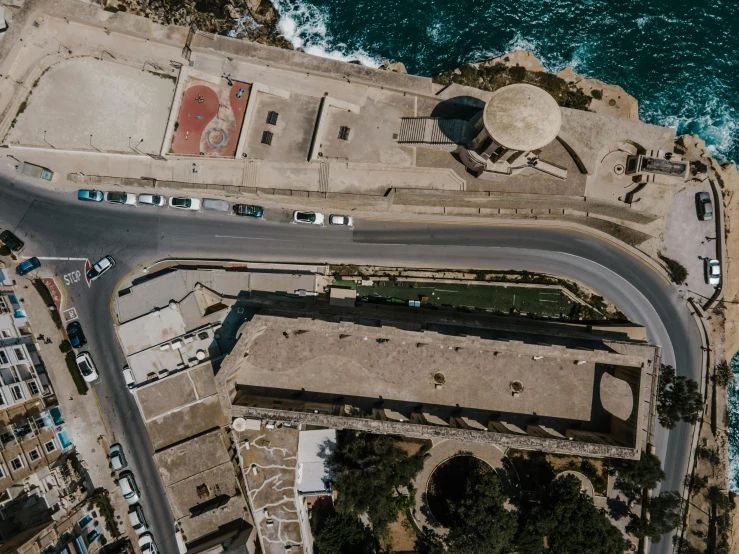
[59,340,72,354]
[713,360,734,388]
[658,253,688,285]
[591,89,603,100]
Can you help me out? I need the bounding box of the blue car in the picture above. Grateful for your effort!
[16,257,40,276]
[66,321,87,349]
[77,189,103,202]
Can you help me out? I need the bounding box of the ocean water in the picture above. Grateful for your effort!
[271,0,739,163]
[268,0,739,489]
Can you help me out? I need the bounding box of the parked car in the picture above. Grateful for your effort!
[329,214,354,227]
[122,366,136,389]
[87,255,116,281]
[0,230,24,252]
[139,533,158,554]
[16,257,40,276]
[203,199,230,212]
[293,211,324,225]
[77,189,104,202]
[695,191,713,221]
[128,505,148,535]
[105,192,137,206]
[75,351,99,383]
[705,258,721,287]
[66,321,87,348]
[138,194,166,207]
[233,204,264,218]
[109,443,128,471]
[169,197,201,211]
[119,471,141,505]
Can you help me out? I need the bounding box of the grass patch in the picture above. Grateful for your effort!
[433,63,592,111]
[65,351,89,395]
[31,279,63,329]
[658,253,688,285]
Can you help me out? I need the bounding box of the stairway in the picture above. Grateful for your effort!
[398,117,468,146]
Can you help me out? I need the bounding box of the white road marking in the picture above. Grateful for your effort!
[214,235,297,242]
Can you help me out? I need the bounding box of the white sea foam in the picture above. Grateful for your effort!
[728,356,739,492]
[272,0,382,68]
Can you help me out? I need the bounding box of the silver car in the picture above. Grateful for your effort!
[138,194,166,207]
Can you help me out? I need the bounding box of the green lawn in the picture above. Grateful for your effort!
[357,281,575,317]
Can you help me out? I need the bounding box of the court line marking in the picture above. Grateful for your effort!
[22,256,88,261]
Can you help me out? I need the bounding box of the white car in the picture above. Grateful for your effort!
[129,505,148,535]
[139,533,158,554]
[120,471,141,505]
[293,211,324,225]
[75,352,99,383]
[169,197,201,211]
[138,194,166,207]
[706,258,721,287]
[109,443,128,471]
[104,191,137,206]
[329,214,354,227]
[87,255,115,282]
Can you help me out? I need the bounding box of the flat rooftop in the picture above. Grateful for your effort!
[154,429,248,542]
[232,315,654,423]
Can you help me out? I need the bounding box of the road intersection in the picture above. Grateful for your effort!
[0,173,700,554]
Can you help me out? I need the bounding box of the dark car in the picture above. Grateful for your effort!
[695,191,713,221]
[16,257,41,276]
[233,204,264,218]
[66,321,87,348]
[0,230,24,252]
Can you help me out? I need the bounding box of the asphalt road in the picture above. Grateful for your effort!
[0,174,700,554]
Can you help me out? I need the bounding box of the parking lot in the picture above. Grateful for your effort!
[662,182,718,300]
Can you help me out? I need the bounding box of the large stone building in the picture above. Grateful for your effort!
[216,309,659,460]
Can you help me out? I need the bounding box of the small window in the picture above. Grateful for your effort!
[0,351,8,364]
[261,131,273,146]
[14,348,25,361]
[0,391,4,405]
[28,448,41,462]
[0,464,4,478]
[338,126,351,140]
[1,330,11,338]
[44,440,56,454]
[28,381,39,395]
[266,111,279,125]
[11,386,23,401]
[10,457,24,471]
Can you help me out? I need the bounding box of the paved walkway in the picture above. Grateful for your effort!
[411,439,507,534]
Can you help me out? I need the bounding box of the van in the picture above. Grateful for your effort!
[128,505,148,535]
[122,366,136,389]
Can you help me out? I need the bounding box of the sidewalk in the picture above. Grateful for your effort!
[17,271,137,540]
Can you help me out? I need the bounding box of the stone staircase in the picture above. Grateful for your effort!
[398,117,468,147]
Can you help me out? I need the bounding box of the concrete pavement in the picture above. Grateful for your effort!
[0,171,701,554]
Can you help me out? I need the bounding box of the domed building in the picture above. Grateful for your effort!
[459,83,567,180]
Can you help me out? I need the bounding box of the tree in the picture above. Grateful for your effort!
[516,475,626,554]
[313,513,373,554]
[328,432,428,533]
[612,451,665,493]
[712,360,734,388]
[627,491,681,542]
[443,469,518,554]
[657,365,703,429]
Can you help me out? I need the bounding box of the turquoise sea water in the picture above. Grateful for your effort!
[272,0,739,163]
[270,0,739,489]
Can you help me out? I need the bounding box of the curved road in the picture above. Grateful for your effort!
[0,174,699,554]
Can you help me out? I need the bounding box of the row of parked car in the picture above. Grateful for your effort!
[77,189,356,226]
[109,444,158,554]
[78,189,265,217]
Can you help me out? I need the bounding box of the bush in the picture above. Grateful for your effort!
[591,89,603,100]
[59,340,72,354]
[658,253,688,285]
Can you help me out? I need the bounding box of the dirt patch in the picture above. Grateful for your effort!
[380,514,418,553]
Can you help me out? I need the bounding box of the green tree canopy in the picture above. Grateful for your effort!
[328,432,428,533]
[626,491,681,543]
[611,451,665,500]
[657,365,703,429]
[517,475,626,554]
[313,513,373,554]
